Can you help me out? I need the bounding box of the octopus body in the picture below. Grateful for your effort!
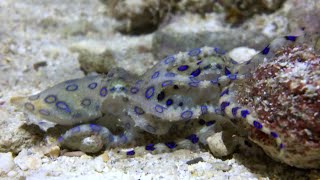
[11,34,320,168]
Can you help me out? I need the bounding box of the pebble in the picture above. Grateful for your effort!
[43,145,60,159]
[14,149,42,171]
[0,152,15,174]
[206,132,236,157]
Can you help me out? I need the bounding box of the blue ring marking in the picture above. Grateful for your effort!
[230,58,238,64]
[210,78,219,85]
[134,106,145,115]
[24,103,35,111]
[151,71,160,79]
[108,134,114,143]
[110,87,116,92]
[188,48,201,57]
[216,64,222,69]
[203,64,211,70]
[228,74,237,80]
[57,136,63,143]
[155,104,166,113]
[81,98,91,107]
[188,82,199,87]
[186,134,199,144]
[206,120,216,126]
[71,126,81,133]
[253,120,263,129]
[224,67,231,76]
[261,45,270,55]
[119,133,128,143]
[279,143,284,149]
[90,124,102,132]
[135,80,143,86]
[44,95,57,104]
[181,110,193,119]
[130,87,139,94]
[189,76,200,83]
[39,109,50,116]
[72,113,82,118]
[284,35,297,41]
[28,94,40,101]
[177,65,189,71]
[107,72,114,78]
[197,61,202,65]
[201,105,208,115]
[198,119,206,125]
[157,91,166,101]
[124,122,131,130]
[145,86,155,99]
[165,72,176,77]
[215,108,222,114]
[56,101,71,113]
[145,144,155,151]
[100,87,108,97]
[220,101,230,111]
[164,56,175,64]
[166,99,173,106]
[231,107,241,117]
[126,150,135,156]
[88,82,98,89]
[66,84,78,91]
[162,80,173,87]
[146,125,156,133]
[241,110,250,118]
[190,68,201,77]
[270,132,278,138]
[220,88,229,97]
[120,87,127,92]
[165,142,177,149]
[214,47,226,55]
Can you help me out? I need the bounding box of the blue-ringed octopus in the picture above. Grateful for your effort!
[11,33,320,169]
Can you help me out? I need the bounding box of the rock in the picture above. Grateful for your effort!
[0,152,15,175]
[176,0,217,15]
[7,170,17,177]
[152,27,270,59]
[286,0,320,34]
[206,132,237,157]
[14,149,43,171]
[186,157,204,165]
[228,47,257,64]
[99,151,110,162]
[69,36,154,75]
[217,0,286,25]
[0,109,41,154]
[62,19,98,37]
[43,145,60,159]
[101,0,170,34]
[70,40,116,74]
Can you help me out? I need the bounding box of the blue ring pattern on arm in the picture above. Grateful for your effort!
[145,86,155,99]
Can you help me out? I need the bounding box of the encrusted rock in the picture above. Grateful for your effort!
[231,36,320,168]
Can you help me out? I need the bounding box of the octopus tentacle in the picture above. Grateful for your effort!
[117,123,216,157]
[219,86,284,153]
[58,124,136,153]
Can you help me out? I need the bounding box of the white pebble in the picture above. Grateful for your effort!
[0,152,15,174]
